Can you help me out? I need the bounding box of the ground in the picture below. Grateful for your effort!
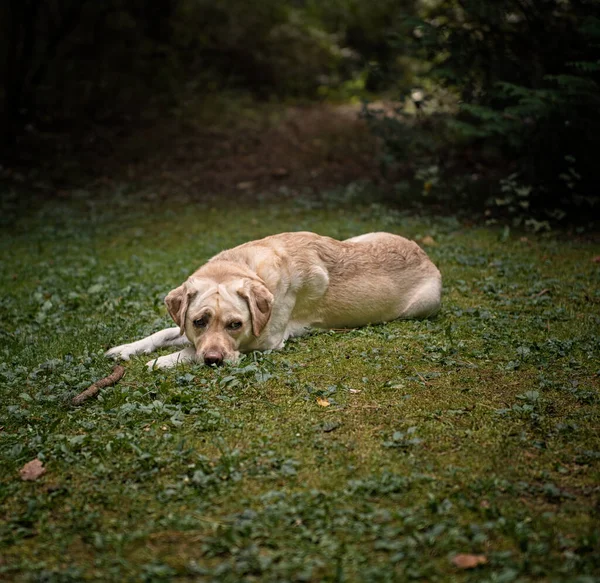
[5,97,382,199]
[0,102,599,582]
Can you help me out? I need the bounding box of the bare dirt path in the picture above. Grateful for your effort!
[3,101,384,201]
[110,102,382,198]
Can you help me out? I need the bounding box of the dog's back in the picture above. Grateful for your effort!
[221,231,441,328]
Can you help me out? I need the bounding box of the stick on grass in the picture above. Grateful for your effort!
[72,365,125,406]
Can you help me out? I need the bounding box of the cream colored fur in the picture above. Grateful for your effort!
[106,231,442,368]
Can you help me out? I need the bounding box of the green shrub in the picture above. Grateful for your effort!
[174,0,344,97]
[367,0,600,225]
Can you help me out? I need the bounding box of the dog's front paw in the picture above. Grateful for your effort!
[146,348,196,370]
[146,356,168,370]
[105,344,136,361]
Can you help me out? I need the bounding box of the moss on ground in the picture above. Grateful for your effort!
[1,188,599,581]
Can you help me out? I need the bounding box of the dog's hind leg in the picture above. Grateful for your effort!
[398,278,442,319]
[106,327,190,361]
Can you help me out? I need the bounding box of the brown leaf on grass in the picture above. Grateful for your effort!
[19,459,46,481]
[592,256,600,263]
[451,554,488,569]
[420,235,436,246]
[316,397,330,407]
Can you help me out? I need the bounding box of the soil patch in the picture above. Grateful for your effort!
[3,101,383,200]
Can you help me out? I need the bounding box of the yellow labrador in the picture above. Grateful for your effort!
[106,231,441,368]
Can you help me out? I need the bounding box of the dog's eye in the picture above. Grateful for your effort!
[228,321,243,330]
[193,317,208,328]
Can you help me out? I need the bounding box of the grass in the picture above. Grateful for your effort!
[1,185,599,582]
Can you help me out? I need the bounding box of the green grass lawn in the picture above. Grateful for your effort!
[1,187,599,582]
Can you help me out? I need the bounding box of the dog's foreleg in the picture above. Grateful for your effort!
[263,267,327,350]
[283,322,312,340]
[146,347,196,369]
[106,327,190,361]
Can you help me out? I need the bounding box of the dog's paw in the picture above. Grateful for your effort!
[105,344,135,361]
[146,354,178,370]
[146,348,197,370]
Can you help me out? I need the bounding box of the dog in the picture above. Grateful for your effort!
[106,231,441,368]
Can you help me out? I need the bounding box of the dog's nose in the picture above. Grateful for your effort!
[204,351,224,366]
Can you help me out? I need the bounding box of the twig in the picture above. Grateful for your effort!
[533,288,550,298]
[72,365,125,406]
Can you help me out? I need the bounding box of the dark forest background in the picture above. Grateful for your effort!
[2,0,599,227]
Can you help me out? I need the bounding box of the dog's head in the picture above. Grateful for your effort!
[165,277,273,366]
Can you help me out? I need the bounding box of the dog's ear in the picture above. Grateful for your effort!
[237,280,274,337]
[165,283,195,335]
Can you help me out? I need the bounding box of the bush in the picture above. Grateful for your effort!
[173,0,343,97]
[366,0,600,225]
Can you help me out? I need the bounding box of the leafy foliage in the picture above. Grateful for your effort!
[366,1,600,225]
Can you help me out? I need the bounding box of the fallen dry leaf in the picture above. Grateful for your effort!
[316,397,331,407]
[19,459,46,481]
[592,256,600,263]
[451,554,488,569]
